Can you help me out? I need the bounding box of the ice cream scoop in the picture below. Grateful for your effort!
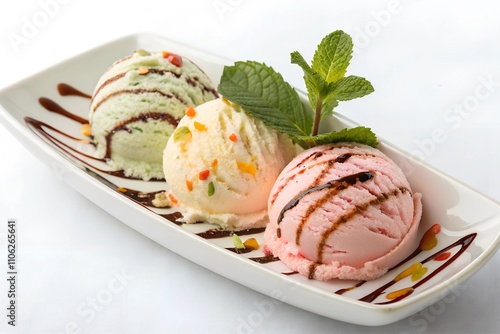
[89,49,218,180]
[264,142,423,281]
[163,98,297,230]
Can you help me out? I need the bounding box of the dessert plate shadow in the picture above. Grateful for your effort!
[1,33,499,326]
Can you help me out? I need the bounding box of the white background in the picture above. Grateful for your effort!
[1,0,499,333]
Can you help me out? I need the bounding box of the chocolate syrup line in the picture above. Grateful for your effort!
[196,227,266,239]
[358,233,477,304]
[38,97,88,124]
[277,171,374,224]
[57,83,92,99]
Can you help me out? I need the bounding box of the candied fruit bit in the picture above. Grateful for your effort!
[237,161,257,176]
[211,159,218,168]
[207,182,215,196]
[167,193,179,206]
[221,97,231,106]
[199,169,210,180]
[81,123,91,137]
[419,224,441,251]
[162,51,183,67]
[232,233,245,249]
[138,67,149,75]
[117,187,127,193]
[185,179,193,191]
[185,106,196,118]
[411,266,428,281]
[173,126,192,143]
[243,238,259,250]
[194,121,207,131]
[434,251,452,261]
[386,288,414,300]
[229,133,237,142]
[394,262,422,282]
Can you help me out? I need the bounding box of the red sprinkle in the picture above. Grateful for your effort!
[199,169,210,180]
[162,51,183,67]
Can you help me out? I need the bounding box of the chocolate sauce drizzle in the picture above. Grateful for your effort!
[27,83,480,306]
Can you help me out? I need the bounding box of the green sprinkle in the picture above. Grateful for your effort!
[232,233,245,250]
[173,126,191,142]
[207,181,215,196]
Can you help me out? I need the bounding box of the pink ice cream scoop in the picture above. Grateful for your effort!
[264,142,423,281]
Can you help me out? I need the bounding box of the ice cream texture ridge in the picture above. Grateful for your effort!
[162,98,298,230]
[264,143,423,281]
[88,49,218,180]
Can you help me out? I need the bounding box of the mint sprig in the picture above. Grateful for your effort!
[218,30,377,148]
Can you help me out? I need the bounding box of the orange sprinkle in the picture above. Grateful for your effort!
[194,121,207,131]
[81,123,91,137]
[138,67,149,75]
[229,133,237,142]
[386,288,414,300]
[237,161,257,176]
[185,180,193,191]
[199,169,210,180]
[167,193,179,206]
[185,106,196,118]
[419,224,441,251]
[434,251,452,261]
[243,238,259,250]
[211,159,218,168]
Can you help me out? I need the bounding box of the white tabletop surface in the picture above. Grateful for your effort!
[1,0,499,333]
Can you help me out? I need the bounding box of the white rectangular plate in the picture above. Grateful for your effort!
[1,33,499,326]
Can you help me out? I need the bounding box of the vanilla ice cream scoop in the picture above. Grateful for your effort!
[163,98,297,229]
[89,49,218,180]
[264,143,423,281]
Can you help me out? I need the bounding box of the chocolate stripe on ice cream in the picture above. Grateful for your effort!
[277,171,374,227]
[315,186,411,264]
[270,149,370,206]
[92,88,189,112]
[104,112,179,160]
[92,72,127,100]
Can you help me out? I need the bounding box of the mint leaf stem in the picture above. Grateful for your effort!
[312,97,323,137]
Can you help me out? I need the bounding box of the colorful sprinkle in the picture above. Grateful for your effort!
[81,123,91,137]
[185,180,193,191]
[411,266,428,281]
[243,238,259,250]
[229,133,237,142]
[211,159,218,168]
[419,224,441,251]
[386,288,414,300]
[185,106,196,118]
[232,233,245,249]
[237,161,257,176]
[434,251,452,261]
[162,51,183,67]
[395,262,422,282]
[207,181,215,196]
[199,169,210,180]
[173,126,192,143]
[194,121,207,131]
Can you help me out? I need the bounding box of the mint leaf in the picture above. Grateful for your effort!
[312,30,353,84]
[218,61,312,137]
[328,75,374,101]
[296,127,378,148]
